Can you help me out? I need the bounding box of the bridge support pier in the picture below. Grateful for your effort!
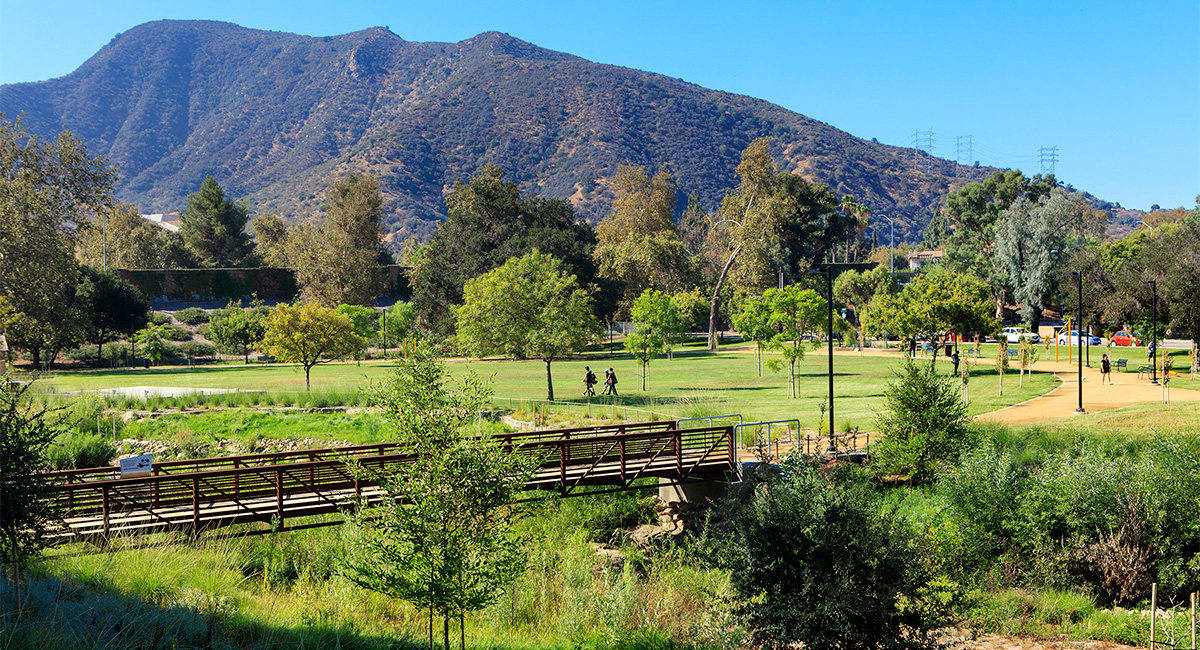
[657,477,729,504]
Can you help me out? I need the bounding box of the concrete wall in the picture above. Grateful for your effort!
[117,265,411,303]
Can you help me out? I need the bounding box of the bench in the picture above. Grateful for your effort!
[1115,358,1128,372]
[1007,349,1019,359]
[1136,365,1151,379]
[966,347,981,357]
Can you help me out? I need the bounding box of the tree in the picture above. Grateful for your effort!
[455,251,600,400]
[250,213,290,267]
[995,188,1079,329]
[134,323,171,365]
[412,164,601,338]
[336,303,377,363]
[764,285,825,398]
[1,118,116,367]
[996,339,1009,396]
[864,269,995,370]
[76,202,195,269]
[77,266,150,360]
[872,360,971,483]
[345,340,535,650]
[377,301,417,355]
[260,302,364,391]
[0,381,61,613]
[178,176,255,268]
[733,295,775,376]
[940,170,1057,316]
[625,289,685,390]
[731,455,944,649]
[593,165,697,317]
[287,174,387,307]
[209,300,266,363]
[704,138,848,350]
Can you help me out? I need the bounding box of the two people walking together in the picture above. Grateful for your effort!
[582,366,617,396]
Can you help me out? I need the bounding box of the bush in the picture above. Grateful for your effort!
[173,341,217,360]
[174,307,210,324]
[160,325,191,341]
[872,360,971,482]
[63,344,100,361]
[149,311,170,325]
[729,455,948,649]
[46,431,116,470]
[195,323,212,338]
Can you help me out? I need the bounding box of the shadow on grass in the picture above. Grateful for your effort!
[2,570,426,650]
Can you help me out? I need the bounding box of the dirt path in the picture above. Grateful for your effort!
[823,345,1200,425]
[974,357,1200,425]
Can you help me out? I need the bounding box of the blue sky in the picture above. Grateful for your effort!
[1,0,1196,211]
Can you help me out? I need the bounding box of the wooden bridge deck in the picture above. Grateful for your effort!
[44,421,735,542]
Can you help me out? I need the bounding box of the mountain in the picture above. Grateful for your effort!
[0,20,1123,244]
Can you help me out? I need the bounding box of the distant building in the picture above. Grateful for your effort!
[141,212,180,233]
[905,250,944,270]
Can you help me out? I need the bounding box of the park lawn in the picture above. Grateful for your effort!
[31,341,1057,433]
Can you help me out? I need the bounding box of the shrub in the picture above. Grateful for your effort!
[872,359,971,482]
[149,311,170,325]
[160,325,191,341]
[730,455,948,649]
[174,307,210,324]
[63,344,100,361]
[173,341,217,361]
[47,431,116,470]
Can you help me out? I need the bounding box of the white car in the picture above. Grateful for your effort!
[1003,327,1040,344]
[1057,330,1103,346]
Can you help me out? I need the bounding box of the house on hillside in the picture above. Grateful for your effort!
[141,212,180,232]
[905,250,944,270]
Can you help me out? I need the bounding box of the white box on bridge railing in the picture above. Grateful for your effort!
[120,454,153,478]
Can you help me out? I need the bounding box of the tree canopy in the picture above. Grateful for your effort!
[593,165,697,317]
[455,251,600,401]
[289,173,387,307]
[865,269,996,369]
[412,164,602,339]
[260,302,365,391]
[178,176,255,268]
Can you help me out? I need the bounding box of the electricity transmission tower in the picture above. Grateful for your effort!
[956,135,974,167]
[1039,146,1058,176]
[912,130,934,171]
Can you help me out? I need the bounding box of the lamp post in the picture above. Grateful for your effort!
[878,214,895,275]
[823,265,835,455]
[1145,279,1159,385]
[1139,220,1155,236]
[1071,271,1085,414]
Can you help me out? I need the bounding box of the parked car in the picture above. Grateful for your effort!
[1002,327,1040,344]
[1056,330,1103,346]
[1109,330,1142,346]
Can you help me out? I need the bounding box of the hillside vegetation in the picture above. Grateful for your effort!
[0,20,1055,243]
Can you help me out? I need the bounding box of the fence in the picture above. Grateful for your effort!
[1148,583,1198,650]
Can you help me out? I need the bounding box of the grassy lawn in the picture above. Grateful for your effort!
[30,339,1057,434]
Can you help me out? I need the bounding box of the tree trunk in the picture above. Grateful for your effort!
[304,364,312,392]
[444,615,450,650]
[544,360,554,401]
[707,246,742,351]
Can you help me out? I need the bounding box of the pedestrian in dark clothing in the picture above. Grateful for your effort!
[582,366,597,396]
[1100,354,1112,385]
[602,368,618,396]
[951,350,960,375]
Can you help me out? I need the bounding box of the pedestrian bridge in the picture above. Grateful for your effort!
[44,421,736,543]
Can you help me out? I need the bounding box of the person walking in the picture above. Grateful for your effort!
[951,350,960,376]
[602,368,618,396]
[582,366,596,396]
[1100,354,1113,385]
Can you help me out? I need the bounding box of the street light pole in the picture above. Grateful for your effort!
[825,265,835,455]
[1145,279,1159,385]
[1139,220,1155,237]
[1072,271,1085,414]
[878,214,894,275]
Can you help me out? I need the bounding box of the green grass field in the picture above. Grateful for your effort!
[29,340,1058,434]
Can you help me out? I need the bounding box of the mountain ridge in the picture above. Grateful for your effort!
[0,20,1130,243]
